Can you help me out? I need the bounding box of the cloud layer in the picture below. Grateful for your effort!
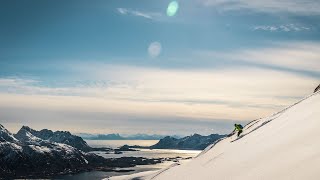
[0,63,318,134]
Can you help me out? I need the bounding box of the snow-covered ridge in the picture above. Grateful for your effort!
[15,127,44,144]
[15,126,92,152]
[0,124,19,143]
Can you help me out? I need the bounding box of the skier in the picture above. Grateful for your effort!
[234,124,243,137]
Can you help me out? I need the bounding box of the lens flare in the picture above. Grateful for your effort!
[167,1,179,17]
[148,42,162,58]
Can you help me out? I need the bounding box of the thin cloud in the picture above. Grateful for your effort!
[200,0,320,15]
[117,8,128,15]
[116,8,161,20]
[253,24,311,32]
[199,42,320,74]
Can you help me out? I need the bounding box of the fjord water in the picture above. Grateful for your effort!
[87,140,159,148]
[55,140,201,180]
[88,140,201,159]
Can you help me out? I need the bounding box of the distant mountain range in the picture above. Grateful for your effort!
[125,133,226,150]
[79,133,181,140]
[150,133,226,150]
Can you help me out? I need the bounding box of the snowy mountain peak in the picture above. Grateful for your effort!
[15,127,43,144]
[189,133,201,138]
[15,126,91,152]
[0,124,19,143]
[21,125,32,131]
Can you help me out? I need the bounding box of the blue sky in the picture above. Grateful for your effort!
[0,0,319,135]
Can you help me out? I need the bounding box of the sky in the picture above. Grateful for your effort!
[0,0,319,135]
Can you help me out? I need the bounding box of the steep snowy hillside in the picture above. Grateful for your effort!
[150,91,320,180]
[110,90,320,180]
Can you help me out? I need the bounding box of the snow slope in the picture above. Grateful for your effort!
[110,91,320,180]
[152,91,320,180]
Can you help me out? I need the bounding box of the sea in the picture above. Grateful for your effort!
[54,140,201,180]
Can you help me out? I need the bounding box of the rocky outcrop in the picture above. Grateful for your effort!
[314,84,320,93]
[15,126,92,152]
[115,145,138,152]
[150,133,226,150]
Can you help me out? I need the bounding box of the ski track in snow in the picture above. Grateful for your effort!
[149,163,180,180]
[231,91,320,143]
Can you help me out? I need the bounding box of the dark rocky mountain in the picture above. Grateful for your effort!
[315,84,320,93]
[150,133,226,150]
[15,126,92,152]
[0,124,163,179]
[0,124,108,179]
